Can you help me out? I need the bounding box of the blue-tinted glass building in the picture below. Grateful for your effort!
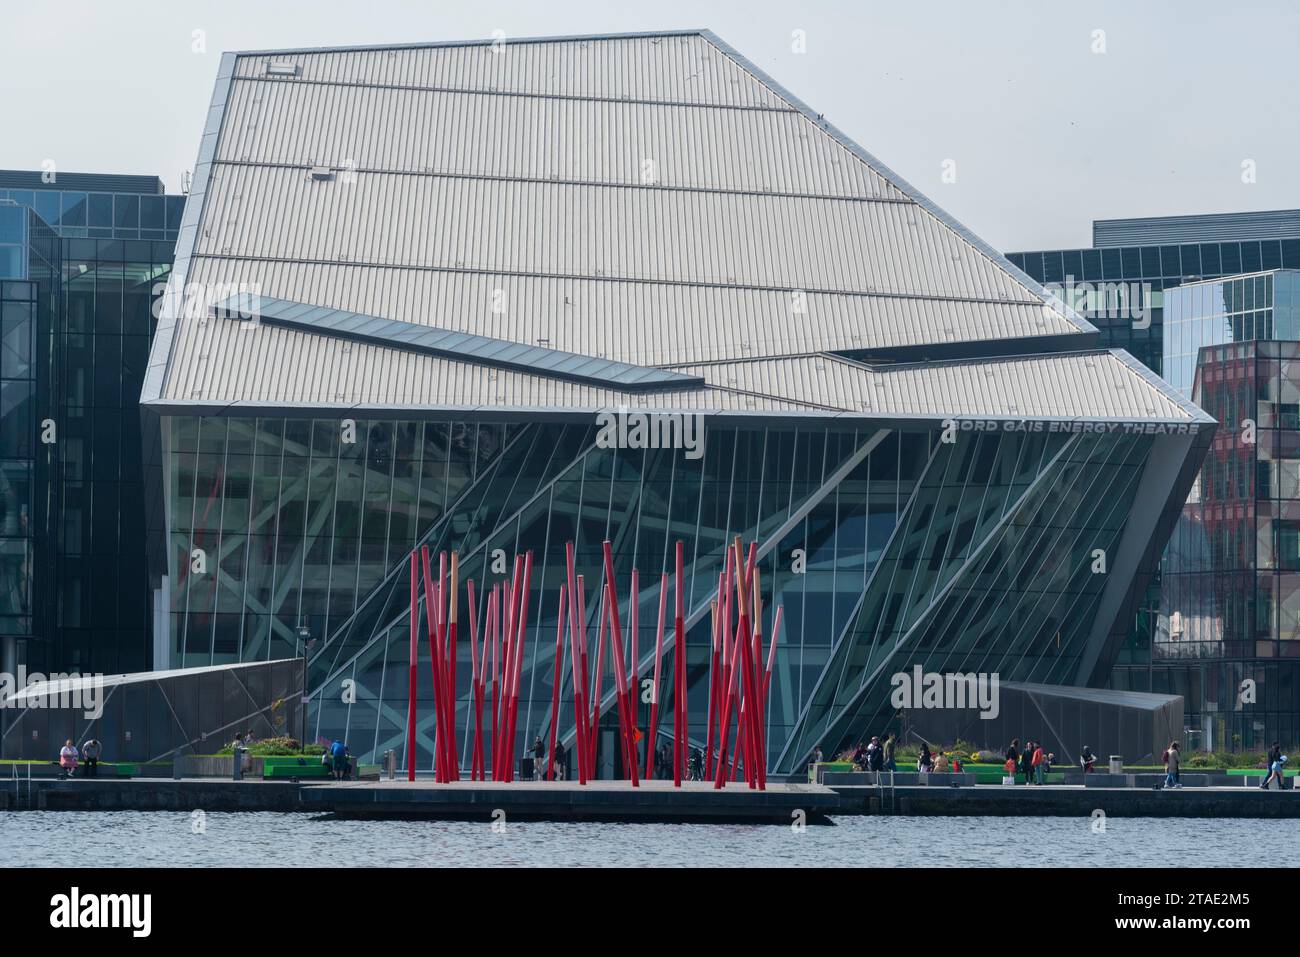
[1007,210,1300,376]
[1010,216,1300,749]
[0,171,184,680]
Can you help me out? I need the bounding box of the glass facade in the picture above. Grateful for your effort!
[1007,238,1300,375]
[1155,340,1300,749]
[0,179,181,676]
[781,429,1158,770]
[1,208,60,645]
[1163,271,1300,401]
[0,187,184,242]
[160,413,1187,771]
[1010,230,1300,751]
[163,416,518,669]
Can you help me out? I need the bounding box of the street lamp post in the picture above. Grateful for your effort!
[296,623,315,749]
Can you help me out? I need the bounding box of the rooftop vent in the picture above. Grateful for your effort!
[266,62,301,77]
[306,166,335,182]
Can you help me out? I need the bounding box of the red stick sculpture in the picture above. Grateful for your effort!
[407,550,418,781]
[601,541,639,786]
[546,583,567,781]
[644,572,668,780]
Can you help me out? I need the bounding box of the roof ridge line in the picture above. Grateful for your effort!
[190,252,1046,308]
[233,72,798,113]
[697,28,1097,338]
[211,157,904,205]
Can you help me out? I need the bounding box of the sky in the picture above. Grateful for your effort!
[1,0,1295,251]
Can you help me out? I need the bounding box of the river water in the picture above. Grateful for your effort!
[0,812,1290,867]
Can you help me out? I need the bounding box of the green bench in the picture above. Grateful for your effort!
[262,757,332,779]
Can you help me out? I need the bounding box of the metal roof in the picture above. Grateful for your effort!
[0,169,166,194]
[216,293,705,391]
[672,351,1205,423]
[143,29,1211,429]
[1093,208,1300,247]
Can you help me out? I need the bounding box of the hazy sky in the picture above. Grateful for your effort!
[1,0,1295,251]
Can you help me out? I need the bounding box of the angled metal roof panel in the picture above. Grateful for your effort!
[230,34,790,109]
[150,30,1178,423]
[217,78,905,200]
[216,293,703,391]
[174,257,1074,370]
[194,163,1042,302]
[671,352,1207,423]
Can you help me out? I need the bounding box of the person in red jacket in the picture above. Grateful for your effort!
[1032,743,1045,785]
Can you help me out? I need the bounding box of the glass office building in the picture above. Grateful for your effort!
[1007,211,1300,376]
[1163,270,1300,400]
[138,32,1213,772]
[1160,339,1300,748]
[1009,214,1300,749]
[0,171,183,679]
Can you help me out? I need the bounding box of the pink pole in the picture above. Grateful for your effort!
[644,572,668,779]
[546,583,567,781]
[407,550,418,781]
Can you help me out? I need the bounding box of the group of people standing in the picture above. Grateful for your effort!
[849,733,898,772]
[1003,738,1053,785]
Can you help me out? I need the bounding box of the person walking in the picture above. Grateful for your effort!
[883,733,896,772]
[552,738,567,781]
[1165,741,1182,789]
[59,740,79,779]
[532,735,546,781]
[1032,741,1045,785]
[81,738,102,778]
[1260,742,1284,790]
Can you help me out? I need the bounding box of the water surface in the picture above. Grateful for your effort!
[0,812,1289,867]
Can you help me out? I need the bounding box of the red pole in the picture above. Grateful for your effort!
[600,543,639,786]
[564,543,589,784]
[547,583,567,781]
[673,540,685,787]
[467,578,484,781]
[589,584,607,762]
[407,550,418,781]
[490,584,500,780]
[576,574,594,775]
[705,594,720,780]
[419,546,444,781]
[447,552,461,781]
[506,551,533,782]
[644,572,668,780]
[629,567,640,769]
